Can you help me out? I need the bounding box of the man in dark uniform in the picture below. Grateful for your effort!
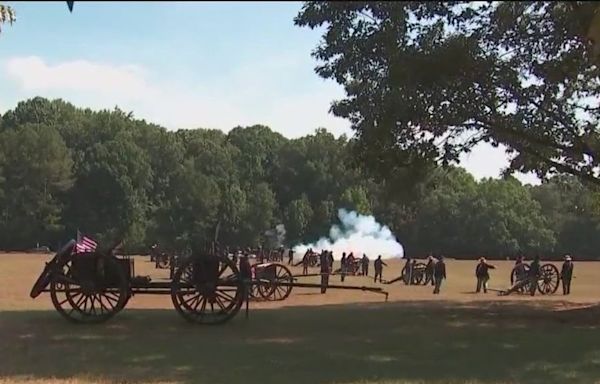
[561,255,574,295]
[502,259,532,296]
[347,252,355,275]
[320,250,330,293]
[425,255,436,286]
[288,249,294,265]
[328,251,334,271]
[528,255,541,296]
[340,252,347,282]
[403,256,413,285]
[361,254,369,276]
[374,255,387,283]
[301,250,310,275]
[239,253,253,302]
[475,257,495,293]
[257,246,264,264]
[433,255,446,294]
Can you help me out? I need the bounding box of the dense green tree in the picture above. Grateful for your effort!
[296,2,600,185]
[340,185,372,215]
[284,195,314,244]
[152,160,220,251]
[0,96,597,258]
[227,125,285,187]
[240,182,278,247]
[63,138,151,248]
[467,178,555,256]
[0,124,73,249]
[531,176,600,257]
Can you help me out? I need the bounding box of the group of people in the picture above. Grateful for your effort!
[296,250,387,279]
[401,255,447,294]
[240,245,577,298]
[395,253,575,297]
[497,254,574,296]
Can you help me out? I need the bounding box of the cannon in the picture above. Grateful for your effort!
[30,240,246,325]
[508,262,560,295]
[249,262,293,301]
[30,239,388,325]
[401,262,429,285]
[150,244,176,270]
[384,261,429,285]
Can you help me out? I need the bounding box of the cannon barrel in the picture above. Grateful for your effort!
[254,279,389,301]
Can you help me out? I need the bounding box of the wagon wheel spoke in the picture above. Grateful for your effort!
[182,293,200,307]
[217,262,229,278]
[50,256,128,324]
[98,293,117,311]
[216,289,235,302]
[199,297,207,314]
[275,285,287,300]
[95,294,109,314]
[102,292,120,306]
[214,295,226,311]
[171,255,243,324]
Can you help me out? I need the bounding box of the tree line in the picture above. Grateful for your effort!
[0,97,599,259]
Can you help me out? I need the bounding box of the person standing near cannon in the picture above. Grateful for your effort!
[328,251,334,271]
[433,255,446,294]
[348,252,356,274]
[320,250,331,293]
[475,257,495,293]
[288,249,294,265]
[361,254,369,276]
[340,252,347,282]
[302,250,311,275]
[501,258,532,296]
[561,255,574,295]
[425,255,436,286]
[402,256,413,285]
[257,246,264,264]
[374,255,387,283]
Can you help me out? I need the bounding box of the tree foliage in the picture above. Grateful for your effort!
[295,1,600,185]
[0,97,598,259]
[0,4,16,34]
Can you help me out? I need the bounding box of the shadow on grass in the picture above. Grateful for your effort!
[2,301,600,384]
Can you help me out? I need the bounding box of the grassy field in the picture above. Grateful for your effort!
[1,254,600,384]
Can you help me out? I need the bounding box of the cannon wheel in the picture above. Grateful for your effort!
[308,255,318,267]
[171,254,244,325]
[538,263,560,295]
[257,264,293,301]
[50,255,129,324]
[156,253,170,269]
[401,262,427,285]
[30,240,77,299]
[510,264,531,291]
[412,262,427,285]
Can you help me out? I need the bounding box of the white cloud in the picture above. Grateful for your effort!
[5,56,158,101]
[2,55,348,138]
[1,55,538,184]
[459,142,540,185]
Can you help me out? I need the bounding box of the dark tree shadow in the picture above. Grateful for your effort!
[2,300,600,384]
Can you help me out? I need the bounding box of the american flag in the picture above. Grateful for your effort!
[75,230,98,253]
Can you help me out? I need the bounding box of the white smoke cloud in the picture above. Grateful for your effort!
[293,209,404,260]
[265,224,286,248]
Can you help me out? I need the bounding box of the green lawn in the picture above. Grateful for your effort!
[2,301,600,384]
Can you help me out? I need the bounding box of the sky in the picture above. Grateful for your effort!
[0,1,539,184]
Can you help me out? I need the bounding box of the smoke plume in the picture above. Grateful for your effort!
[265,224,286,248]
[293,209,404,260]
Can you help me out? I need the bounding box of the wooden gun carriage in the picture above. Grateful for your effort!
[30,239,388,325]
